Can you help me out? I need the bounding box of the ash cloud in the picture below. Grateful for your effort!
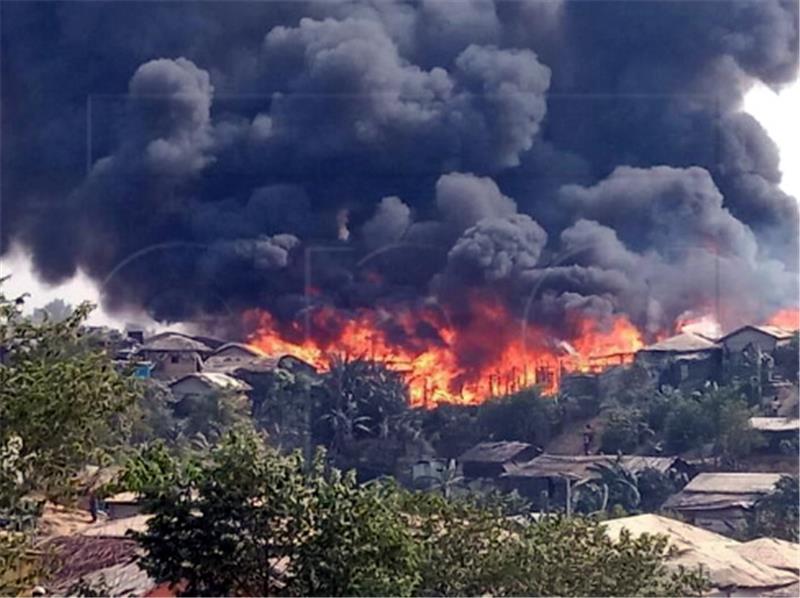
[1,0,797,338]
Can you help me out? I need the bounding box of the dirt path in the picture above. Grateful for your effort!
[546,414,607,455]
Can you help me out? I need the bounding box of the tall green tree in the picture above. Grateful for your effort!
[131,432,421,597]
[312,357,420,477]
[476,387,560,447]
[749,476,800,542]
[0,285,140,594]
[0,287,139,501]
[129,430,708,597]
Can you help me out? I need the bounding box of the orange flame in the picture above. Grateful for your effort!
[765,308,800,331]
[246,295,645,407]
[247,299,796,407]
[675,312,722,338]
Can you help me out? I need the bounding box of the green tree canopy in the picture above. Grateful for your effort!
[476,386,560,447]
[0,287,139,502]
[749,476,800,543]
[128,430,708,597]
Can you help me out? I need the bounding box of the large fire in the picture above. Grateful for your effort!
[247,297,800,407]
[246,295,646,407]
[765,308,800,331]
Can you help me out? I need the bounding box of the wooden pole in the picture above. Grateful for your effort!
[566,478,572,517]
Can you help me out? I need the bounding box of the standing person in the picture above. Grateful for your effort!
[582,424,594,456]
[89,493,99,523]
[771,396,781,417]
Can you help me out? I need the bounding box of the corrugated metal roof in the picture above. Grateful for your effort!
[753,326,797,339]
[680,473,783,494]
[602,514,798,591]
[749,417,800,433]
[501,454,683,480]
[640,332,719,353]
[203,354,281,374]
[663,473,784,511]
[459,441,535,464]
[719,325,796,342]
[662,491,765,511]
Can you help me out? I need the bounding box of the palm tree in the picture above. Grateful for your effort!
[572,459,641,514]
[414,459,466,499]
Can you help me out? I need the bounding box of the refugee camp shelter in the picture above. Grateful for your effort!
[458,441,541,478]
[168,372,252,399]
[749,417,800,453]
[139,332,212,380]
[500,454,691,506]
[719,326,795,355]
[603,514,799,596]
[635,332,721,389]
[102,492,142,520]
[663,472,783,535]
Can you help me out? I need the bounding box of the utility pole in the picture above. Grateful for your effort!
[715,250,721,328]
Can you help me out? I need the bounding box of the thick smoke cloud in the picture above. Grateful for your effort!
[1,0,797,338]
[435,173,517,232]
[362,196,412,251]
[447,214,548,284]
[558,166,758,260]
[259,18,549,171]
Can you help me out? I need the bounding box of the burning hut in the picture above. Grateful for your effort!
[635,331,722,391]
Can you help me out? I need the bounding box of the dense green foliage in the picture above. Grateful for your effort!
[569,461,682,515]
[128,430,708,597]
[475,387,561,447]
[0,289,138,502]
[748,476,800,543]
[0,286,143,594]
[600,409,653,454]
[598,383,765,466]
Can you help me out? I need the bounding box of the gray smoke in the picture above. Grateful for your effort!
[1,0,797,345]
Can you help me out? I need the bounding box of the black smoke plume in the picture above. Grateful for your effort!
[2,0,797,341]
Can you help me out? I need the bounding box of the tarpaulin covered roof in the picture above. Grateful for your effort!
[749,417,800,433]
[731,538,800,574]
[602,514,798,592]
[141,332,212,352]
[459,441,535,464]
[168,372,253,392]
[502,454,685,481]
[663,473,783,511]
[640,332,719,353]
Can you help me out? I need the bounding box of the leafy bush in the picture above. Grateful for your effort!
[748,476,799,542]
[663,399,713,453]
[130,430,709,597]
[476,387,560,447]
[600,409,652,454]
[0,289,138,500]
[637,468,679,512]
